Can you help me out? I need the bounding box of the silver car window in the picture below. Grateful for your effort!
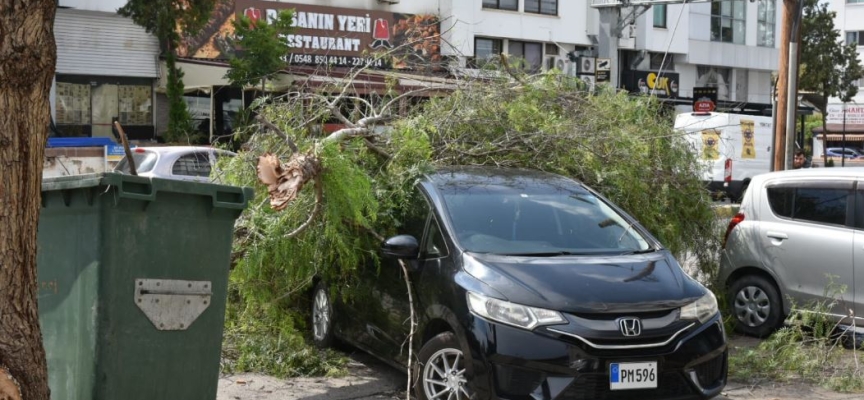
[172,152,212,177]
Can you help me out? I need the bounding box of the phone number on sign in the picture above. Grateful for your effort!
[286,54,386,68]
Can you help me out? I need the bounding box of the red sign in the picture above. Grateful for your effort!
[694,99,715,113]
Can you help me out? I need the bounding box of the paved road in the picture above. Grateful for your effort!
[217,347,863,400]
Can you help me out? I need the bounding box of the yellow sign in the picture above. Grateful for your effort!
[647,72,676,97]
[702,129,721,160]
[740,119,755,159]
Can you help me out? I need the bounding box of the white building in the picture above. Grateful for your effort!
[827,0,864,115]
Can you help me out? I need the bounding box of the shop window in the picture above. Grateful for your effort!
[508,40,543,72]
[711,0,746,44]
[54,76,153,139]
[696,66,732,101]
[525,0,558,15]
[483,0,518,11]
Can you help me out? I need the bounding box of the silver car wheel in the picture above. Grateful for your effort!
[312,288,330,341]
[734,285,771,327]
[422,348,471,400]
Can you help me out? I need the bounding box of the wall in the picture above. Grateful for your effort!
[445,1,593,58]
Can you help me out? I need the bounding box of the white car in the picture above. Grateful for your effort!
[114,146,236,183]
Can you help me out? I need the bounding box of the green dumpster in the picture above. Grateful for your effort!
[37,173,252,400]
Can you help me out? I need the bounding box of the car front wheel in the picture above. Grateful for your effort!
[729,275,783,337]
[415,332,473,400]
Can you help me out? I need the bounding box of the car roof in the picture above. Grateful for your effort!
[134,146,236,156]
[422,166,588,194]
[752,167,864,184]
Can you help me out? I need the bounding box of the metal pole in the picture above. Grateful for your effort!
[784,41,799,170]
[783,0,804,170]
[843,102,847,167]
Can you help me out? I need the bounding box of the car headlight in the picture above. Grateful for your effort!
[467,292,566,330]
[680,291,719,323]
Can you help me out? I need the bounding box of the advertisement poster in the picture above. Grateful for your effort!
[740,119,755,159]
[623,71,679,98]
[176,0,442,70]
[702,129,720,160]
[826,104,864,125]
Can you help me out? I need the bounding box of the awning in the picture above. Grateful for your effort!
[816,134,864,141]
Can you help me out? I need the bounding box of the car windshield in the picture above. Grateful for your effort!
[115,150,157,174]
[441,189,652,255]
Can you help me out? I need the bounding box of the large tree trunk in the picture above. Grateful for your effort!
[0,1,57,399]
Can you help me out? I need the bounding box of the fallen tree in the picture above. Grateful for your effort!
[218,66,719,376]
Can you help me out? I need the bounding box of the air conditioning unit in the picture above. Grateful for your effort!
[577,57,596,74]
[545,56,569,72]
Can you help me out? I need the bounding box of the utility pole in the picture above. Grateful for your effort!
[598,8,621,88]
[774,0,804,171]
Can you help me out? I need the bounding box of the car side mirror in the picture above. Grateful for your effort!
[382,235,420,259]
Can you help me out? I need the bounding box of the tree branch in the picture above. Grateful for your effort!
[256,115,299,154]
[284,174,324,238]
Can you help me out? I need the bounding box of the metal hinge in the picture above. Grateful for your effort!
[134,279,212,331]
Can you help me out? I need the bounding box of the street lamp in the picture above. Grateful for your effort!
[843,101,847,167]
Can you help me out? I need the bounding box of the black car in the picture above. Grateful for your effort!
[311,166,727,400]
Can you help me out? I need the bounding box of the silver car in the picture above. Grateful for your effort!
[719,168,864,337]
[114,146,235,183]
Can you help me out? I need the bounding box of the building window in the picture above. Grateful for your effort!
[471,37,503,68]
[650,53,675,71]
[848,0,864,3]
[711,0,746,44]
[757,0,776,46]
[847,31,864,45]
[525,0,558,15]
[483,0,518,11]
[653,5,667,28]
[508,40,543,72]
[696,66,732,100]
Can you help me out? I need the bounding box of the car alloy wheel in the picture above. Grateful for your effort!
[312,282,334,347]
[416,332,472,400]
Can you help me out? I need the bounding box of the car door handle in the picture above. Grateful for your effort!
[766,231,788,240]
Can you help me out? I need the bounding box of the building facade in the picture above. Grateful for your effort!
[53,0,159,140]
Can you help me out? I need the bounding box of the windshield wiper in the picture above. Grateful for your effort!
[621,248,658,255]
[499,251,584,257]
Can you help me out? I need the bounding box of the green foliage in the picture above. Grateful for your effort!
[118,0,218,45]
[119,0,216,144]
[729,282,864,393]
[221,290,348,378]
[163,51,198,143]
[221,71,718,376]
[224,10,295,90]
[800,0,864,162]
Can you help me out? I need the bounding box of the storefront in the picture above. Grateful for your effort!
[52,8,160,140]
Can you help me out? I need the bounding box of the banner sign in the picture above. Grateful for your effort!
[177,0,442,70]
[623,70,679,98]
[826,104,864,125]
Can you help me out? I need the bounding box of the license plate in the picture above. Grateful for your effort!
[609,362,658,390]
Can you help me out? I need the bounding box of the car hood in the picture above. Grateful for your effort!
[461,251,706,314]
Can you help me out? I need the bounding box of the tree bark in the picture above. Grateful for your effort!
[0,1,57,399]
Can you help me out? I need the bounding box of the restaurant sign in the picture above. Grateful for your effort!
[177,0,442,70]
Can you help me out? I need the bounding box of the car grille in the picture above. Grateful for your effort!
[557,372,693,400]
[494,364,546,397]
[694,353,726,388]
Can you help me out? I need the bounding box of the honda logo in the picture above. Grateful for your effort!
[617,317,642,337]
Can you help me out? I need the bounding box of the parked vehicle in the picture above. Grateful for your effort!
[312,166,727,400]
[825,147,863,159]
[114,146,235,183]
[675,112,774,201]
[719,168,864,338]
